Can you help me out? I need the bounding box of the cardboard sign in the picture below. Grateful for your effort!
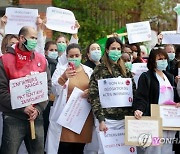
[98,78,133,108]
[161,31,180,44]
[10,72,48,109]
[151,104,180,130]
[57,87,91,134]
[99,129,137,154]
[5,7,38,34]
[125,116,162,147]
[126,21,151,44]
[46,7,77,34]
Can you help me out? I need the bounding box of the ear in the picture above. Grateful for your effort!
[19,35,25,42]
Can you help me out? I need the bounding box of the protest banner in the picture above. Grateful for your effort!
[99,129,137,154]
[131,63,148,87]
[98,78,133,108]
[46,7,77,34]
[57,87,91,134]
[161,31,180,44]
[5,7,38,34]
[151,104,180,130]
[125,116,162,147]
[126,21,151,44]
[10,72,48,109]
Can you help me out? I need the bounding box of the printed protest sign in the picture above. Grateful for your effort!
[5,7,38,34]
[57,87,91,134]
[10,72,48,109]
[46,7,77,34]
[98,78,133,108]
[99,129,137,154]
[126,21,151,44]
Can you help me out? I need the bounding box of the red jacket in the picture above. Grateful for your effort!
[0,46,51,119]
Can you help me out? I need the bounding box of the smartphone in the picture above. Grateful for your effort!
[69,62,75,70]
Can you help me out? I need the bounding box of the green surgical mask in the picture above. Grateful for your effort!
[125,62,132,71]
[57,43,67,52]
[68,58,81,67]
[108,50,122,62]
[24,38,37,51]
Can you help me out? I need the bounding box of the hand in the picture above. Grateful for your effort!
[75,20,80,30]
[0,15,7,28]
[81,89,89,98]
[99,121,108,133]
[134,110,143,119]
[157,33,163,44]
[176,103,180,108]
[175,76,180,84]
[36,15,46,31]
[64,66,76,79]
[29,109,39,120]
[24,105,35,116]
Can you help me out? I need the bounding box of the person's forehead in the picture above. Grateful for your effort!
[90,43,100,49]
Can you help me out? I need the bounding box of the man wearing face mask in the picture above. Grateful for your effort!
[165,44,177,76]
[0,26,51,154]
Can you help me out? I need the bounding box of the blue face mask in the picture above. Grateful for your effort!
[90,50,102,62]
[156,59,168,71]
[167,53,175,61]
[48,51,58,59]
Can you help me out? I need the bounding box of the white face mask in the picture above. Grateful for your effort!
[48,51,58,59]
[90,50,102,62]
[167,53,175,61]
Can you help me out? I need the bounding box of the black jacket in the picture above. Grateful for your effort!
[45,55,58,76]
[133,70,179,116]
[84,59,96,69]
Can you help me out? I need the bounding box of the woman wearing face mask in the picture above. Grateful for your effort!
[84,43,102,69]
[133,47,180,154]
[44,41,58,76]
[121,52,132,71]
[88,37,135,153]
[46,43,93,154]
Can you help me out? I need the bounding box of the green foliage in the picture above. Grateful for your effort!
[52,0,177,54]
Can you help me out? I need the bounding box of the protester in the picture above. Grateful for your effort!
[121,52,132,71]
[88,37,135,153]
[133,47,180,154]
[46,43,93,154]
[123,44,133,61]
[84,43,102,69]
[0,26,51,154]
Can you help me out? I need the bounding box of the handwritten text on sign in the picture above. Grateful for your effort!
[10,72,48,109]
[99,129,137,154]
[131,63,148,87]
[126,21,151,44]
[46,7,77,34]
[160,105,180,127]
[5,7,38,34]
[57,87,91,134]
[98,78,133,108]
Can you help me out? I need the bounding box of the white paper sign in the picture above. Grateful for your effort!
[160,105,180,127]
[161,31,180,44]
[57,87,91,134]
[46,7,77,34]
[5,7,38,34]
[99,129,137,154]
[98,78,133,108]
[131,63,148,87]
[10,72,48,109]
[126,21,151,44]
